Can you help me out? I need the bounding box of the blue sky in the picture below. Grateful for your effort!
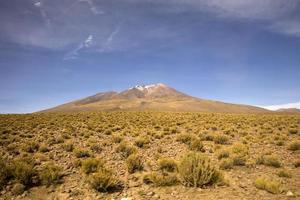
[0,0,300,113]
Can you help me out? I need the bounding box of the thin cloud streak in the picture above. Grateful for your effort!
[78,0,105,15]
[98,24,121,53]
[64,35,93,60]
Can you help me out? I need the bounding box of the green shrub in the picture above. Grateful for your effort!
[231,143,249,156]
[126,154,143,173]
[11,157,37,186]
[275,140,284,146]
[90,144,102,153]
[81,158,104,174]
[143,172,178,186]
[104,129,112,135]
[39,144,49,153]
[217,150,230,160]
[294,159,300,168]
[116,142,137,158]
[277,169,292,178]
[112,135,123,143]
[88,168,122,192]
[74,148,90,158]
[189,138,205,152]
[254,177,281,194]
[63,141,74,152]
[22,141,39,153]
[288,141,300,151]
[214,134,229,145]
[158,158,177,172]
[39,162,63,186]
[0,158,11,189]
[134,137,150,148]
[288,129,298,134]
[176,133,194,145]
[178,152,224,187]
[219,158,233,170]
[202,134,214,141]
[232,155,247,166]
[256,155,281,168]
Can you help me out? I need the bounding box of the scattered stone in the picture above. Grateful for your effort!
[286,191,294,197]
[121,198,133,200]
[21,191,27,198]
[128,181,140,188]
[147,191,155,196]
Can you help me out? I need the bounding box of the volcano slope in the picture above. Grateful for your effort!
[41,83,268,113]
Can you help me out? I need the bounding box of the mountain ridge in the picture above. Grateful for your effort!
[41,83,269,113]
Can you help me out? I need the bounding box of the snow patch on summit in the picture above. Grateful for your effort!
[129,83,165,91]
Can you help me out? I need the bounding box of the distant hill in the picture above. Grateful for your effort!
[41,83,268,113]
[276,108,300,113]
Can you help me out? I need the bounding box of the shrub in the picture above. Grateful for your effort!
[178,152,224,187]
[134,137,150,148]
[11,157,37,186]
[214,134,229,144]
[263,155,281,168]
[256,155,281,168]
[39,162,63,186]
[288,129,298,134]
[294,159,300,168]
[231,143,249,156]
[126,154,143,173]
[63,141,74,152]
[90,144,102,153]
[74,148,90,158]
[158,158,177,172]
[217,150,230,160]
[275,140,284,146]
[219,158,233,170]
[143,172,178,186]
[0,158,11,189]
[176,133,194,145]
[39,144,49,153]
[104,129,112,135]
[88,168,122,192]
[202,134,214,141]
[232,155,247,166]
[189,138,205,152]
[116,142,137,158]
[254,177,281,194]
[22,141,39,153]
[288,141,300,151]
[81,158,104,174]
[112,135,123,143]
[277,169,292,178]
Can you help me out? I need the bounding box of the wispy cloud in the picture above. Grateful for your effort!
[99,25,121,53]
[78,0,105,15]
[64,35,93,60]
[33,1,51,27]
[34,1,42,7]
[136,0,300,37]
[269,20,300,37]
[260,102,300,111]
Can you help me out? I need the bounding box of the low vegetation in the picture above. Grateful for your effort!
[178,152,224,187]
[0,112,299,199]
[254,177,281,194]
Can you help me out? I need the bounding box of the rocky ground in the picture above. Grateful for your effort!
[0,112,299,200]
